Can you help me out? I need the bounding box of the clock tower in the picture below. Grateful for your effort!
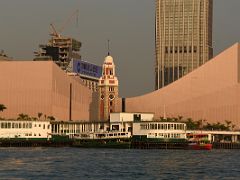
[98,54,119,121]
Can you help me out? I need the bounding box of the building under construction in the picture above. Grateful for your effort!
[35,10,82,71]
[35,33,81,71]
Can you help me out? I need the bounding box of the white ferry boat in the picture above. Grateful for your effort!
[73,131,131,140]
[132,121,187,142]
[0,119,51,140]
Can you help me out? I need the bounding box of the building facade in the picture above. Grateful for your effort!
[155,0,213,89]
[116,43,240,129]
[98,55,119,121]
[0,61,98,121]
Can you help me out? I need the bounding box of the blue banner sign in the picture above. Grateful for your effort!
[73,59,102,78]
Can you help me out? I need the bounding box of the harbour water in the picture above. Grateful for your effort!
[0,148,239,179]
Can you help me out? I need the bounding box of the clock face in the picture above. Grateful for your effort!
[101,94,104,100]
[109,94,115,100]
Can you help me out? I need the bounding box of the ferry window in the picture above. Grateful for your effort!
[29,133,32,136]
[39,134,41,136]
[1,122,4,128]
[18,123,21,128]
[26,123,29,128]
[155,124,157,129]
[12,123,14,128]
[39,124,41,127]
[34,134,36,136]
[164,124,167,130]
[112,125,119,131]
[47,125,50,129]
[158,124,160,129]
[43,124,45,129]
[8,123,11,129]
[34,124,37,127]
[161,124,164,129]
[25,134,28,136]
[23,123,26,128]
[29,123,32,128]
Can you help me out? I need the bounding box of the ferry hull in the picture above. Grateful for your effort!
[188,143,212,150]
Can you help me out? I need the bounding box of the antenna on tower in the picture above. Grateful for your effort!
[107,39,110,56]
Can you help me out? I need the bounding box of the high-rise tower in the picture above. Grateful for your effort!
[155,0,213,89]
[98,55,119,121]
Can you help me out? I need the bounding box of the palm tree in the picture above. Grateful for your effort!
[225,120,232,130]
[178,116,183,122]
[37,112,43,120]
[32,117,38,121]
[17,113,30,120]
[0,104,6,112]
[47,116,55,121]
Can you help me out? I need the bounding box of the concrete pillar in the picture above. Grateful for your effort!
[212,135,215,142]
[232,135,237,143]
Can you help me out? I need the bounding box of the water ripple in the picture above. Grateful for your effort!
[0,148,240,179]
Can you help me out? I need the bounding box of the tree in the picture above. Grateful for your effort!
[225,120,232,130]
[37,112,43,120]
[32,117,38,121]
[47,116,55,121]
[178,116,183,122]
[0,104,6,112]
[17,113,30,120]
[185,118,198,130]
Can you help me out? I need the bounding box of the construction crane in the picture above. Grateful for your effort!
[50,23,60,37]
[50,9,79,38]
